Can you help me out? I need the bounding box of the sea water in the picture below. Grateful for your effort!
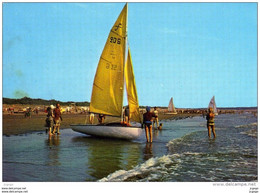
[3,113,257,182]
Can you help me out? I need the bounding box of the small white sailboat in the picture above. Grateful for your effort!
[71,4,142,140]
[208,96,218,115]
[165,97,177,115]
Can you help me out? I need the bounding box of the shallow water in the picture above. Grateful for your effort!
[3,113,257,182]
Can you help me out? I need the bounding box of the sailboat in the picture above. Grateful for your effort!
[208,96,218,115]
[71,4,142,140]
[165,97,177,115]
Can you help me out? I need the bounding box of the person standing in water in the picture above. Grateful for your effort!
[143,106,155,143]
[152,107,159,129]
[45,106,54,135]
[206,107,216,139]
[53,103,62,135]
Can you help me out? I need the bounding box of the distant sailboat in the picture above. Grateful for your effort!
[71,4,142,140]
[208,96,218,115]
[165,97,177,115]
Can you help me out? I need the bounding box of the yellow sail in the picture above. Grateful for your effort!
[90,4,127,116]
[125,47,141,123]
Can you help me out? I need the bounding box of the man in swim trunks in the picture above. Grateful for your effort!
[206,107,216,139]
[53,103,62,135]
[143,106,156,143]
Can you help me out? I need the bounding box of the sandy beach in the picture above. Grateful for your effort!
[3,104,257,136]
[2,112,199,136]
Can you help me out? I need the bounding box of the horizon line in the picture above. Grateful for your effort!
[2,97,257,109]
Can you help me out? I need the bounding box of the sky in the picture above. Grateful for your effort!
[2,2,257,108]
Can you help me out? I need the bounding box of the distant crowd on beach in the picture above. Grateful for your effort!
[3,104,257,117]
[2,104,88,115]
[3,103,257,142]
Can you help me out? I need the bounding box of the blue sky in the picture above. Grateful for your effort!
[3,2,257,108]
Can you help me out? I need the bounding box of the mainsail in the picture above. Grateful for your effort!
[71,4,143,140]
[125,47,141,123]
[208,96,218,115]
[168,97,177,113]
[90,4,127,116]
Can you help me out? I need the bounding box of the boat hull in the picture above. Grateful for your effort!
[71,124,143,140]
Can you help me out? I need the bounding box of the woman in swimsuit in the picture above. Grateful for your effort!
[206,107,216,139]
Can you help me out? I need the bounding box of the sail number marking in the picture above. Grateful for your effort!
[110,37,121,44]
[106,63,117,70]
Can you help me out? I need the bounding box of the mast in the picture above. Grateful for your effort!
[121,3,128,122]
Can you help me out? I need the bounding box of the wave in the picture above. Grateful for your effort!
[99,120,258,182]
[99,155,176,182]
[99,149,257,182]
[240,129,258,138]
[235,122,257,128]
[166,131,198,149]
[235,122,257,137]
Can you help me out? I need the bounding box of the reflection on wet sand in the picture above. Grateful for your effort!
[72,136,142,181]
[143,142,153,160]
[153,129,162,139]
[46,135,60,166]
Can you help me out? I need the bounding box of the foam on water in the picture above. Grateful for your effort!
[99,155,176,182]
[236,122,258,138]
[99,114,257,182]
[100,149,257,182]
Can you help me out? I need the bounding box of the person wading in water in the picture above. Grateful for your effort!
[206,107,216,139]
[143,106,156,143]
[53,103,62,135]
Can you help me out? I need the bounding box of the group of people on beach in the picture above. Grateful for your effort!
[44,103,216,141]
[142,106,216,143]
[45,103,62,136]
[86,112,106,125]
[86,105,162,143]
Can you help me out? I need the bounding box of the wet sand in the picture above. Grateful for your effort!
[2,113,198,136]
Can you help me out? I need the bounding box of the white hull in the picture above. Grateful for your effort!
[71,124,143,140]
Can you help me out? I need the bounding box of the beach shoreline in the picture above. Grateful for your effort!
[3,104,257,136]
[3,113,199,136]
